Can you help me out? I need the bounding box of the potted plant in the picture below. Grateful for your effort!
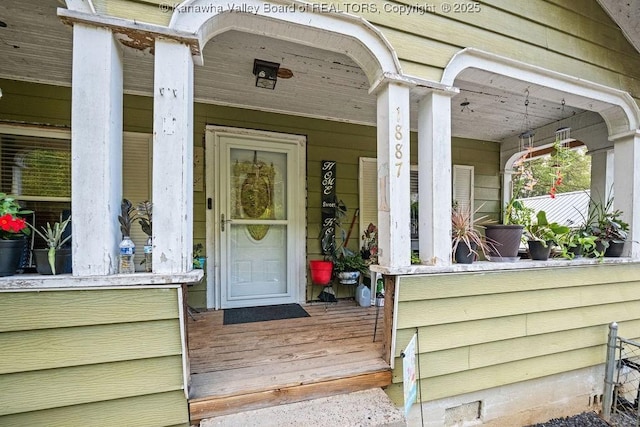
[118,199,136,274]
[585,194,629,257]
[0,192,31,276]
[451,204,496,264]
[332,203,368,284]
[316,196,367,285]
[484,154,534,260]
[30,217,71,275]
[558,227,599,259]
[524,210,570,260]
[333,251,368,284]
[137,200,153,272]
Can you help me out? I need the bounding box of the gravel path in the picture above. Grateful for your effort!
[525,411,609,427]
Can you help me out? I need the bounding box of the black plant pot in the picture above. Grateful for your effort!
[568,246,583,258]
[0,238,26,277]
[454,241,477,264]
[484,224,524,259]
[528,240,552,261]
[595,240,625,257]
[33,248,72,275]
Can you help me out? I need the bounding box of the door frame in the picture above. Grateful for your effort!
[204,125,307,309]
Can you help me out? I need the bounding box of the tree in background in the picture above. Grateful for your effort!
[525,147,591,197]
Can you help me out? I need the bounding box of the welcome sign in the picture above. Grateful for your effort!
[321,160,336,255]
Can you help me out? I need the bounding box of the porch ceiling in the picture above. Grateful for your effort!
[0,0,594,143]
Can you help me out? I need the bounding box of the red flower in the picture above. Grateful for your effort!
[0,214,12,232]
[0,213,27,235]
[10,217,26,232]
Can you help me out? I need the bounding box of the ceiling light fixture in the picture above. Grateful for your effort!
[253,59,280,90]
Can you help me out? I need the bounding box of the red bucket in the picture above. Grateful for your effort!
[309,260,333,285]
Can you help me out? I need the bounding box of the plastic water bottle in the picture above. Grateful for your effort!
[119,236,136,274]
[143,236,152,272]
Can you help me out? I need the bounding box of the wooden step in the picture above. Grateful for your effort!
[189,359,391,423]
[187,301,390,423]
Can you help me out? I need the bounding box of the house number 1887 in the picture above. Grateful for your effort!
[395,108,404,178]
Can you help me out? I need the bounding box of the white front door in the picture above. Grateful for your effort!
[205,126,306,309]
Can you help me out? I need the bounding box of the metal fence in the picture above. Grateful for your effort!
[604,322,640,427]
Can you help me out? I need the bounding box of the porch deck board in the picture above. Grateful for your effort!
[187,300,390,420]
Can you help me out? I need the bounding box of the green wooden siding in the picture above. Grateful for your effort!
[388,264,640,405]
[0,391,187,427]
[0,287,188,427]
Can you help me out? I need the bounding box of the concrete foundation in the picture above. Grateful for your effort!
[199,388,407,427]
[407,365,605,427]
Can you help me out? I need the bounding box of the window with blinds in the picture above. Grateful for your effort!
[0,133,71,200]
[0,126,152,270]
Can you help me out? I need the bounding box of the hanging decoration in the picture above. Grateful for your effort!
[549,124,572,198]
[548,98,573,198]
[515,89,538,195]
[233,151,276,241]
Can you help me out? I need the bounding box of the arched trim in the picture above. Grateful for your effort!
[442,48,640,137]
[169,0,401,84]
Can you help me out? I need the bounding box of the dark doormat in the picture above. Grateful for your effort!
[223,303,310,325]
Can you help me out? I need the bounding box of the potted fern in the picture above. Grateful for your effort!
[30,217,71,275]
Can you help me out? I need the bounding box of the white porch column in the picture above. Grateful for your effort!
[376,82,411,268]
[613,131,640,259]
[71,24,123,276]
[152,39,194,273]
[417,91,453,265]
[589,148,614,205]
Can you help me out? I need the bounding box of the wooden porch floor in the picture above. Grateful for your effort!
[187,300,391,422]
